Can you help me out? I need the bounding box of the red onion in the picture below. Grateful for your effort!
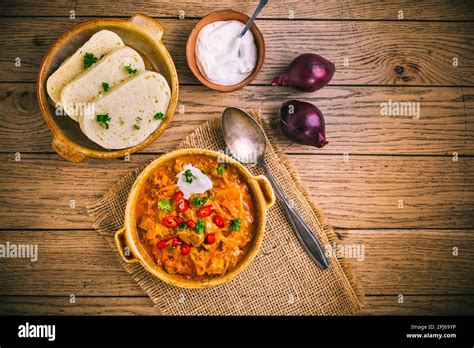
[279,100,328,148]
[272,53,335,92]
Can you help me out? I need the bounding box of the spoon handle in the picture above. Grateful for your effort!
[239,0,269,38]
[259,159,330,270]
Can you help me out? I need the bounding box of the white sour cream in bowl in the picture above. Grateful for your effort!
[195,20,258,86]
[176,164,213,199]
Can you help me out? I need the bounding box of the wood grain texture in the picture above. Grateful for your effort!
[0,295,472,315]
[1,18,473,85]
[1,0,473,20]
[1,0,473,316]
[0,154,472,230]
[0,230,472,297]
[1,83,473,155]
[358,295,474,315]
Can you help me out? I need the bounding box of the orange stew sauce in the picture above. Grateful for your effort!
[136,155,256,279]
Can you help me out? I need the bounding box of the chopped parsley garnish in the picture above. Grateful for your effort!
[229,218,242,232]
[102,82,110,92]
[124,64,137,74]
[96,113,111,129]
[178,222,187,231]
[183,169,196,183]
[217,164,226,174]
[83,52,98,68]
[192,196,208,207]
[167,246,176,251]
[195,219,206,233]
[132,124,140,130]
[157,199,172,212]
[153,112,165,120]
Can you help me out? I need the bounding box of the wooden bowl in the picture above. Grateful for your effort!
[114,149,275,288]
[186,10,265,92]
[37,14,179,163]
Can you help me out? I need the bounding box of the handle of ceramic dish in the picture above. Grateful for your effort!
[52,136,87,163]
[114,227,139,264]
[255,175,275,209]
[130,13,164,41]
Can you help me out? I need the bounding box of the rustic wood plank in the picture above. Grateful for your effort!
[298,155,474,229]
[0,296,160,315]
[1,83,473,155]
[0,294,473,315]
[0,230,472,297]
[1,0,473,20]
[358,295,474,315]
[0,154,471,229]
[1,18,473,85]
[339,230,474,295]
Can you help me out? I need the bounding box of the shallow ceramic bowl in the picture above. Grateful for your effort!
[37,14,179,163]
[115,148,275,288]
[186,10,265,92]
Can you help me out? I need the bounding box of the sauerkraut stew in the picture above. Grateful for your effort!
[136,154,256,279]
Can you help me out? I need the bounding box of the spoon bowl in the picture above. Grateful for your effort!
[239,0,269,38]
[221,107,266,164]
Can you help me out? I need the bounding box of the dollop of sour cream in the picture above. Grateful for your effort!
[177,164,213,199]
[195,20,257,86]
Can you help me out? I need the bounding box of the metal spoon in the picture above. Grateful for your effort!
[221,107,330,270]
[239,0,269,38]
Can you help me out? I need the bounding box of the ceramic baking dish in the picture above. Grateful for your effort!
[115,148,275,288]
[37,13,179,162]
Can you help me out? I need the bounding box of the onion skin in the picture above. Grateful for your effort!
[279,100,328,148]
[272,53,335,92]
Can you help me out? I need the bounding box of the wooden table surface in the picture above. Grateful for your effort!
[0,0,473,315]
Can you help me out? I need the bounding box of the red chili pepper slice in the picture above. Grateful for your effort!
[156,237,173,249]
[171,237,182,247]
[162,215,178,228]
[197,205,216,218]
[206,233,216,245]
[187,220,196,229]
[156,240,169,249]
[172,191,184,202]
[157,237,182,249]
[177,199,189,213]
[213,215,225,228]
[181,244,191,255]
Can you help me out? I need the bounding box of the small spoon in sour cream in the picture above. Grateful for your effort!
[238,0,269,39]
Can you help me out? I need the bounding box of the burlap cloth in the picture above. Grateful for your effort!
[87,110,364,315]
